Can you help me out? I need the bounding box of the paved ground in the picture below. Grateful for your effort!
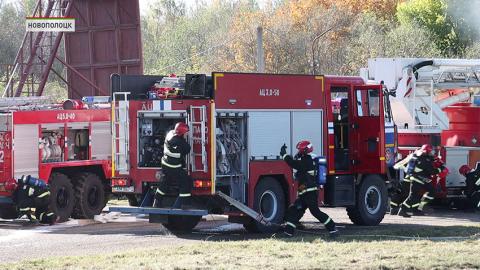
[0,207,479,264]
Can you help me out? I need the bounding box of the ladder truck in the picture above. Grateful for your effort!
[0,96,112,221]
[362,58,480,200]
[109,72,396,232]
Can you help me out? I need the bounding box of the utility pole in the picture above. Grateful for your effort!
[257,26,265,73]
[311,27,334,75]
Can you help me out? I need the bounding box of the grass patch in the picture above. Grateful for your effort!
[2,225,480,270]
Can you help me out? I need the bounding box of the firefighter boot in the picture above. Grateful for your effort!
[282,222,295,238]
[389,206,400,215]
[397,207,412,218]
[329,226,339,238]
[172,196,194,210]
[411,208,425,216]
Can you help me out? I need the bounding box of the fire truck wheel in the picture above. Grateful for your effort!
[72,173,106,219]
[49,172,75,222]
[244,177,285,233]
[0,205,19,219]
[163,215,201,232]
[347,175,387,226]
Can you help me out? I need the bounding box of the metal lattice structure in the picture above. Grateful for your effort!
[3,0,143,98]
[3,0,74,97]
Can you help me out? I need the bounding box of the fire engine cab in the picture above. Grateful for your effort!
[0,97,112,221]
[110,72,394,232]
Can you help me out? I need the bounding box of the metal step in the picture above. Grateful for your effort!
[216,191,270,226]
[109,206,208,216]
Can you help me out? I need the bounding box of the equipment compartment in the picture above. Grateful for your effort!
[215,112,248,203]
[137,112,186,168]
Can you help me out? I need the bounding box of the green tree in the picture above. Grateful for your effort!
[396,0,476,56]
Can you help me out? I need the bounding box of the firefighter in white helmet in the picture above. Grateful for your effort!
[153,122,193,209]
[280,141,338,237]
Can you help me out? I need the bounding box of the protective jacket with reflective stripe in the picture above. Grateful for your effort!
[283,153,317,189]
[161,130,191,169]
[409,153,438,183]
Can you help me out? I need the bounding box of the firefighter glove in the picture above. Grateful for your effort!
[280,144,287,157]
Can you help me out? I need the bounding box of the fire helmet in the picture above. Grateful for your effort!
[420,144,433,154]
[174,122,189,136]
[296,140,313,155]
[5,179,18,191]
[459,165,471,176]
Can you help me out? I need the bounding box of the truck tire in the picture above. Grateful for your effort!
[0,205,19,219]
[346,174,387,225]
[243,177,285,233]
[163,215,201,232]
[72,173,107,219]
[49,172,75,222]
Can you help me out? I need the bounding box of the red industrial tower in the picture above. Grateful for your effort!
[2,0,143,98]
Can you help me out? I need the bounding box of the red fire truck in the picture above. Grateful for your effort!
[110,72,394,232]
[0,97,112,221]
[363,58,480,200]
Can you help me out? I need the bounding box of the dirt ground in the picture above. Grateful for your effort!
[0,207,479,264]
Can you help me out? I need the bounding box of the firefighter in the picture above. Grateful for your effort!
[153,122,193,209]
[397,144,444,217]
[280,141,338,237]
[459,164,480,210]
[15,175,57,225]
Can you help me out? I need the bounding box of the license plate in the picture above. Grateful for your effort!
[112,186,135,193]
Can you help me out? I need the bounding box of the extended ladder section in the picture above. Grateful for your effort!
[0,96,55,111]
[188,106,208,172]
[112,92,130,174]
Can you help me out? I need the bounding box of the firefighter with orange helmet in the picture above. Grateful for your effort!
[153,122,193,209]
[398,144,446,217]
[280,140,338,237]
[459,164,480,210]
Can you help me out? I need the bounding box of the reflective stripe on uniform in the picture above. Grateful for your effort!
[20,207,30,211]
[156,189,165,195]
[409,176,424,184]
[286,222,296,228]
[161,159,182,168]
[323,217,332,225]
[411,203,420,208]
[37,191,50,198]
[475,178,480,186]
[40,212,44,220]
[164,148,181,158]
[477,201,480,208]
[28,187,35,196]
[402,202,411,208]
[282,154,288,160]
[46,212,54,216]
[414,167,423,173]
[307,170,315,176]
[422,193,434,200]
[298,187,318,195]
[390,201,398,207]
[179,193,191,197]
